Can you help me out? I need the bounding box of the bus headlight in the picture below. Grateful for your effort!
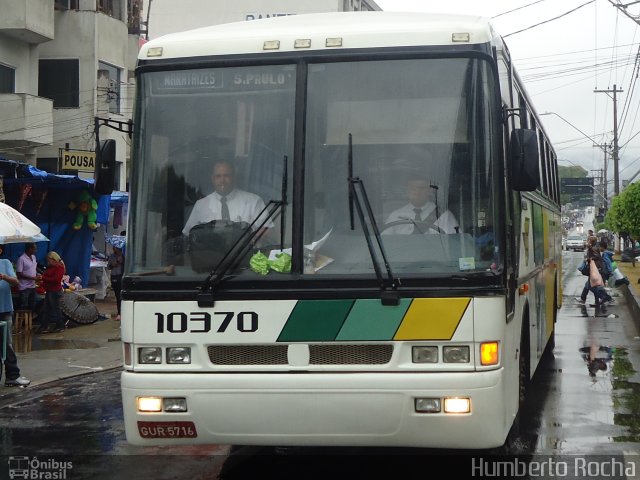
[444,397,471,414]
[443,346,470,363]
[415,398,441,413]
[163,398,188,412]
[412,346,438,363]
[137,397,162,412]
[167,347,191,364]
[139,347,162,364]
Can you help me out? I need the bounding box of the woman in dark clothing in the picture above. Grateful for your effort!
[577,237,613,307]
[107,246,124,321]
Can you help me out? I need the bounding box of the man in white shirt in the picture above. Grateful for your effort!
[384,178,459,235]
[182,160,272,236]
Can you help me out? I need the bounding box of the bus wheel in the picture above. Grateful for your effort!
[543,288,558,359]
[502,326,531,454]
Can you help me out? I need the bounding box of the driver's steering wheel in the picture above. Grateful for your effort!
[380,219,443,234]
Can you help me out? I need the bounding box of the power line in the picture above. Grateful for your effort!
[491,0,549,19]
[504,0,596,37]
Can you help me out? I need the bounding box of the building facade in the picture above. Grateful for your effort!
[0,0,55,165]
[1,0,381,189]
[0,0,142,190]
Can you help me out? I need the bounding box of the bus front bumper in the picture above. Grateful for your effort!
[121,369,510,449]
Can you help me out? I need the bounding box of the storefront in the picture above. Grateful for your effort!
[0,157,112,288]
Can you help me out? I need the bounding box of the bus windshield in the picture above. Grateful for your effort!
[129,57,501,279]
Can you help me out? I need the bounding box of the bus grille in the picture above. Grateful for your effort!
[309,344,392,365]
[208,345,288,365]
[207,344,393,366]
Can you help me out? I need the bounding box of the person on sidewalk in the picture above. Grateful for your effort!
[0,244,30,387]
[15,243,38,312]
[36,251,66,333]
[599,240,614,283]
[107,245,124,321]
[576,237,614,307]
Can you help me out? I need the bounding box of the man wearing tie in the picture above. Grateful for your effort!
[182,160,270,235]
[383,178,459,235]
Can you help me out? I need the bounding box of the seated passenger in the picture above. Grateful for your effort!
[384,178,459,234]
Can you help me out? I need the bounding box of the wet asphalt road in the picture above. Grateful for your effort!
[1,249,640,479]
[516,250,640,457]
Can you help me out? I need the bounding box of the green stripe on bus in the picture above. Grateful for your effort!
[336,298,411,341]
[277,300,354,342]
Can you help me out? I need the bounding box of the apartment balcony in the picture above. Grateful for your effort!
[0,94,53,148]
[0,0,54,44]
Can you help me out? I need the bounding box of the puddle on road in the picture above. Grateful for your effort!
[610,348,640,442]
[11,332,100,353]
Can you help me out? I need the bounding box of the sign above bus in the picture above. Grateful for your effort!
[60,150,96,172]
[561,177,594,195]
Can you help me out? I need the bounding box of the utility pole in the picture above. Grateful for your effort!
[594,85,623,196]
[145,0,152,40]
[591,168,604,208]
[592,143,609,205]
[607,0,640,25]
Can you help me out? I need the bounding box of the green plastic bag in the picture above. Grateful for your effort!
[249,251,270,275]
[269,252,291,273]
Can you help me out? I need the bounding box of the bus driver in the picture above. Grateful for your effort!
[182,160,272,235]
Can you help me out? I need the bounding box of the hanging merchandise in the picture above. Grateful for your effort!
[69,190,98,230]
[18,184,32,211]
[113,204,123,228]
[32,188,49,216]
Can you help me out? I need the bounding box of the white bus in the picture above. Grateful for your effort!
[118,11,562,449]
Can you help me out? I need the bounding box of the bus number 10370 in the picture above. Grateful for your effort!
[155,312,258,333]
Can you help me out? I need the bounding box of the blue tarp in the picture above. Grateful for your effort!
[0,159,105,287]
[110,190,128,204]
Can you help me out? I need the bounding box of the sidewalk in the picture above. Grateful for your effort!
[3,293,123,390]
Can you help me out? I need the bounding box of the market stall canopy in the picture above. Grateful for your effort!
[0,202,49,244]
[0,158,94,188]
[0,157,101,285]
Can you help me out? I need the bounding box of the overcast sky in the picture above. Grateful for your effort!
[375,0,640,189]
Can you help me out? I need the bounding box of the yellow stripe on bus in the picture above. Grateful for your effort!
[393,298,471,340]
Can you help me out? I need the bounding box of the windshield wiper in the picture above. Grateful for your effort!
[197,156,288,307]
[347,134,399,305]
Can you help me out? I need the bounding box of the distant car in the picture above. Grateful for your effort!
[566,235,586,251]
[620,248,640,262]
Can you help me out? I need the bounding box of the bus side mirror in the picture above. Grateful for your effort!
[95,139,116,195]
[509,128,539,192]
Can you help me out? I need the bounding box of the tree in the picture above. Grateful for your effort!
[605,182,640,240]
[558,165,588,178]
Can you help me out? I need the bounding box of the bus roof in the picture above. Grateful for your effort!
[139,11,498,60]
